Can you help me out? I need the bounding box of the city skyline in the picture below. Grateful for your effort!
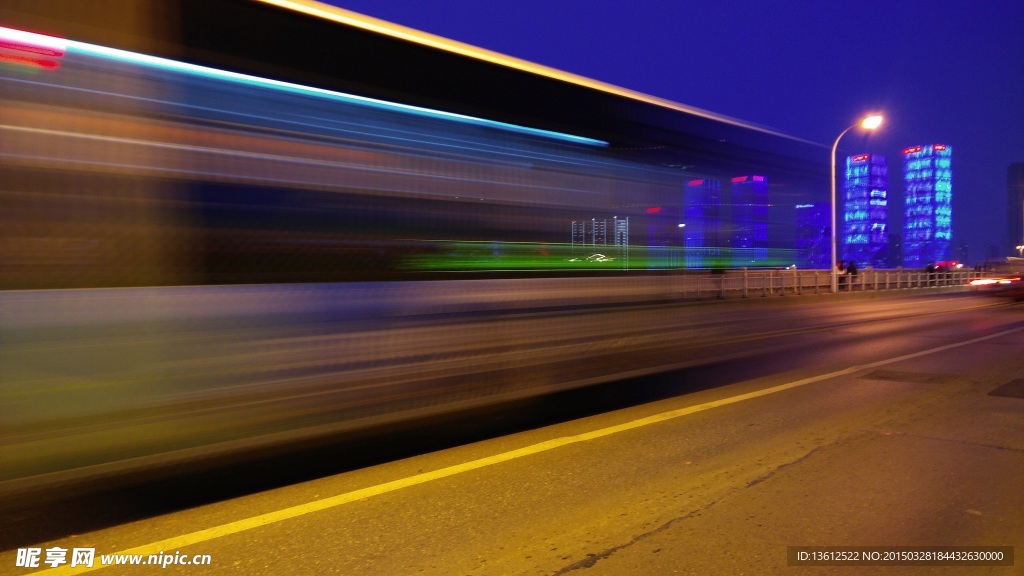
[325,0,1024,262]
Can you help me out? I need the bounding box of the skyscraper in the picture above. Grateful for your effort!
[683,178,722,268]
[843,154,888,268]
[570,216,629,267]
[903,145,952,267]
[1009,163,1024,257]
[795,203,830,268]
[730,175,768,266]
[645,206,682,269]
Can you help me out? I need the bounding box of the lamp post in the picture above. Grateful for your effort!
[831,114,883,293]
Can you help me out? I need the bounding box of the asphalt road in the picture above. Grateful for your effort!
[2,292,1022,575]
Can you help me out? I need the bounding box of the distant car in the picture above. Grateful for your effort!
[935,260,962,271]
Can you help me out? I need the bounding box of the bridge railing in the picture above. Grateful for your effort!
[676,268,978,300]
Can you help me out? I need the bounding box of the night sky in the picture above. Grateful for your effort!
[326,0,1023,263]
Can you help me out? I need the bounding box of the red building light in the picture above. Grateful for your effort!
[851,154,870,162]
[903,146,923,155]
[646,207,661,214]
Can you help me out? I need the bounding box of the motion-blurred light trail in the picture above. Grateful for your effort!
[0,25,605,147]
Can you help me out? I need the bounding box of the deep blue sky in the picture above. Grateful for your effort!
[327,0,1023,261]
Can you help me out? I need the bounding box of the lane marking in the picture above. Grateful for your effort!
[30,326,1022,574]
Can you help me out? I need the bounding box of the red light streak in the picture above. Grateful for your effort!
[0,51,60,69]
[0,26,65,70]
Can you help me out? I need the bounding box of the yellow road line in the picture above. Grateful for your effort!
[29,326,1021,574]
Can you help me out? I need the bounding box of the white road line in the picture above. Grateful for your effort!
[29,327,1022,574]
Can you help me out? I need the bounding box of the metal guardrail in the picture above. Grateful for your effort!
[677,269,978,300]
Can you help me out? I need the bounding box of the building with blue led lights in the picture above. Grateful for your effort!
[795,203,830,268]
[843,154,888,268]
[683,178,723,268]
[903,145,952,267]
[730,176,769,266]
[1010,163,1024,256]
[645,206,683,269]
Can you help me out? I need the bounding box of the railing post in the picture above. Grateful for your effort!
[814,270,819,294]
[742,267,748,298]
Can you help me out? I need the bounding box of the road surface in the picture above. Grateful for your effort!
[2,292,1022,575]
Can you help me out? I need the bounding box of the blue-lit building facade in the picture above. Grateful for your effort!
[730,175,769,266]
[645,206,683,268]
[1009,163,1024,255]
[795,203,830,268]
[683,178,723,268]
[903,145,952,267]
[843,154,888,268]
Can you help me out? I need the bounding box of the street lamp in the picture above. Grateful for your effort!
[1016,245,1023,258]
[831,114,883,293]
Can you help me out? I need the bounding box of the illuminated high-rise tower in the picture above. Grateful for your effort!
[843,154,888,268]
[683,178,722,268]
[795,203,830,268]
[731,175,768,266]
[645,206,682,269]
[1009,162,1024,256]
[903,145,952,267]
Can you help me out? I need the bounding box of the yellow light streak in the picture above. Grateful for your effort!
[256,0,814,143]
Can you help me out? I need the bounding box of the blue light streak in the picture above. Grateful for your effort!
[64,39,609,148]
